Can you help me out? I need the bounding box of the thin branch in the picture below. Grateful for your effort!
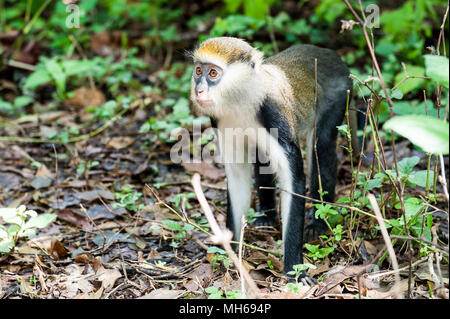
[191,173,261,298]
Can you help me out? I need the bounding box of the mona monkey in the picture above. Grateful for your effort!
[189,37,352,277]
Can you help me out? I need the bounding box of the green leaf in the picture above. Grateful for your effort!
[394,65,425,94]
[408,170,435,188]
[23,213,57,230]
[393,101,438,118]
[0,239,15,253]
[397,156,420,175]
[172,98,191,120]
[424,55,449,88]
[14,96,33,108]
[162,219,183,231]
[383,115,449,155]
[23,69,52,90]
[45,59,66,96]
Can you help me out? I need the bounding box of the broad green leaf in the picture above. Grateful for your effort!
[0,239,15,253]
[172,98,191,120]
[397,156,420,175]
[162,219,183,231]
[45,59,66,95]
[383,115,449,155]
[14,96,33,108]
[23,69,51,90]
[366,178,383,191]
[424,55,449,88]
[408,170,435,188]
[394,65,425,94]
[393,101,438,118]
[23,213,57,230]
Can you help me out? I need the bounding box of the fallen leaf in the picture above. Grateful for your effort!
[182,162,226,180]
[58,208,92,231]
[139,288,185,299]
[315,264,367,297]
[73,189,114,201]
[96,267,122,290]
[50,238,69,259]
[66,87,105,110]
[183,263,213,291]
[106,137,135,149]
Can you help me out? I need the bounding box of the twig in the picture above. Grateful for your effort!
[368,194,401,298]
[191,173,261,298]
[390,235,448,255]
[438,154,449,202]
[80,204,106,253]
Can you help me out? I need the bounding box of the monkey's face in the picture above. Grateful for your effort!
[190,61,265,118]
[192,62,223,108]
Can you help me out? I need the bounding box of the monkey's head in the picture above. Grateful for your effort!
[190,37,265,118]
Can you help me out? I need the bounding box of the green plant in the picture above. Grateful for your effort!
[0,206,57,253]
[207,246,232,269]
[246,208,264,224]
[205,286,223,299]
[76,160,100,175]
[162,219,194,239]
[204,286,243,299]
[113,185,144,212]
[169,192,196,209]
[0,96,33,116]
[285,263,316,293]
[304,243,335,261]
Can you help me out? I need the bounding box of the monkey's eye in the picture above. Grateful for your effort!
[209,69,217,78]
[195,67,202,76]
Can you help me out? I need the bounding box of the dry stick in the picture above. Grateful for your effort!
[312,58,324,201]
[191,173,261,299]
[390,235,448,255]
[239,215,247,296]
[438,154,449,202]
[367,194,401,298]
[80,203,106,253]
[431,225,445,298]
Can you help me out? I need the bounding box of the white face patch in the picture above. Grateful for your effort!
[191,61,266,120]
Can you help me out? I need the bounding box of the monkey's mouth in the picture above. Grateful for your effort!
[196,99,215,108]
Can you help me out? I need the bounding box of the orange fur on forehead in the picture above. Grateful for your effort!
[194,37,262,64]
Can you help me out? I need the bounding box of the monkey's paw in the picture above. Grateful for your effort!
[251,214,277,229]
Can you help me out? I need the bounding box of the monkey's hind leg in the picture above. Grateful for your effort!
[305,108,343,242]
[253,150,277,228]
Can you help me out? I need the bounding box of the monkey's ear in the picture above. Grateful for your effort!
[250,61,255,68]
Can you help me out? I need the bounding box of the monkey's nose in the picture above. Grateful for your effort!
[196,89,204,96]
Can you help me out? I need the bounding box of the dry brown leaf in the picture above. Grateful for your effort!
[183,263,214,291]
[36,164,54,179]
[97,267,122,290]
[74,253,94,264]
[308,256,330,277]
[58,208,93,231]
[50,238,69,259]
[139,288,185,299]
[182,162,226,180]
[106,137,135,149]
[315,264,367,296]
[66,87,105,110]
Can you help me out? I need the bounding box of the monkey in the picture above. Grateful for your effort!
[189,37,352,278]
